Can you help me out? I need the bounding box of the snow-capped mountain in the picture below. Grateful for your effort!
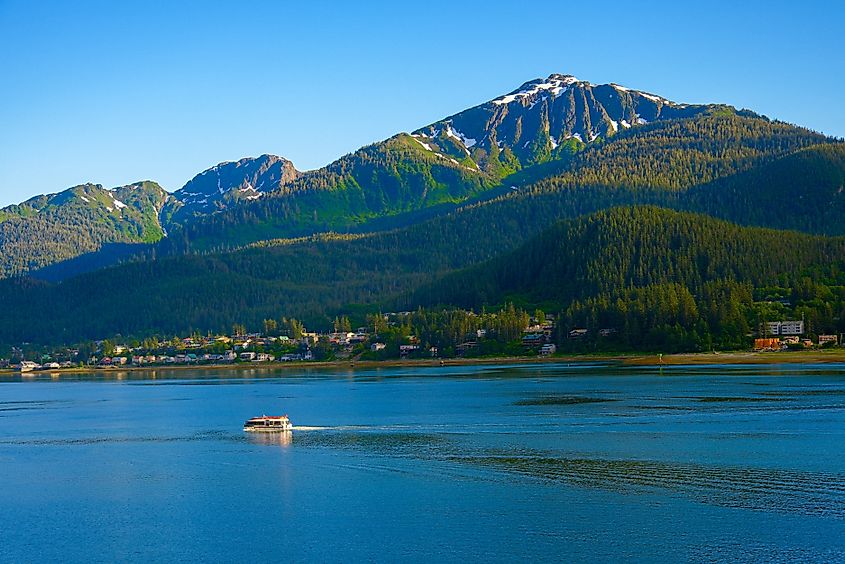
[412,74,709,168]
[0,73,751,278]
[168,154,299,223]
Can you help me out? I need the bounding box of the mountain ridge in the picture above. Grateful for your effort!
[0,181,169,278]
[1,73,841,282]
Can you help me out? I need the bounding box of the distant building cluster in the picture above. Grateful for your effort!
[6,310,566,371]
[754,319,839,351]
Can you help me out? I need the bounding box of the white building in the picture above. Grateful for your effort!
[539,344,557,356]
[766,320,804,336]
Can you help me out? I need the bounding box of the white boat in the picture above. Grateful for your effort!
[243,415,293,432]
[18,361,39,372]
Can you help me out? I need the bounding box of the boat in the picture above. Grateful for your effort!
[18,361,40,372]
[243,414,293,432]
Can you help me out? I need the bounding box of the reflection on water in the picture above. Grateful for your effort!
[246,430,293,447]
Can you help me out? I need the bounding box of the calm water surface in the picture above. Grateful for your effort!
[2,362,845,562]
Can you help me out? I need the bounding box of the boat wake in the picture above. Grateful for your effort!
[292,425,380,431]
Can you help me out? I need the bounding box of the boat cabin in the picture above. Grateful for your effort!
[243,415,293,432]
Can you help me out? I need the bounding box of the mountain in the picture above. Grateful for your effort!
[157,134,494,252]
[412,74,712,172]
[166,154,299,224]
[2,73,845,347]
[3,73,819,272]
[0,155,300,279]
[0,109,838,342]
[155,75,827,254]
[154,74,731,253]
[0,181,169,278]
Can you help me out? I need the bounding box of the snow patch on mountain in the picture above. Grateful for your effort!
[446,124,476,151]
[639,92,666,103]
[411,136,433,151]
[492,75,580,106]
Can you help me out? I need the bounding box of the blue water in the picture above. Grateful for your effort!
[2,363,845,562]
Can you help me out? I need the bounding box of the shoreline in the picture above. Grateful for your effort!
[3,350,845,376]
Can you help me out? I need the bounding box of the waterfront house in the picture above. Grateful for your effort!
[568,329,588,339]
[399,344,420,357]
[522,333,546,347]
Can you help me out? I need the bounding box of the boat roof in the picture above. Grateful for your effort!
[246,415,289,421]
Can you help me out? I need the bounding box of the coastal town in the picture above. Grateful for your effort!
[2,309,562,371]
[3,309,844,372]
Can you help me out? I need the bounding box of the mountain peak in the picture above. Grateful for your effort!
[412,73,712,169]
[169,154,299,222]
[492,74,583,106]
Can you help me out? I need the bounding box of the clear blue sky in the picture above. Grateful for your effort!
[1,0,843,206]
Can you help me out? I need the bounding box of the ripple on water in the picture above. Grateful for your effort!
[448,453,845,519]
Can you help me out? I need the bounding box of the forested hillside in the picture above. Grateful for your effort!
[0,182,168,277]
[5,76,839,279]
[4,203,845,349]
[677,144,845,233]
[416,207,845,351]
